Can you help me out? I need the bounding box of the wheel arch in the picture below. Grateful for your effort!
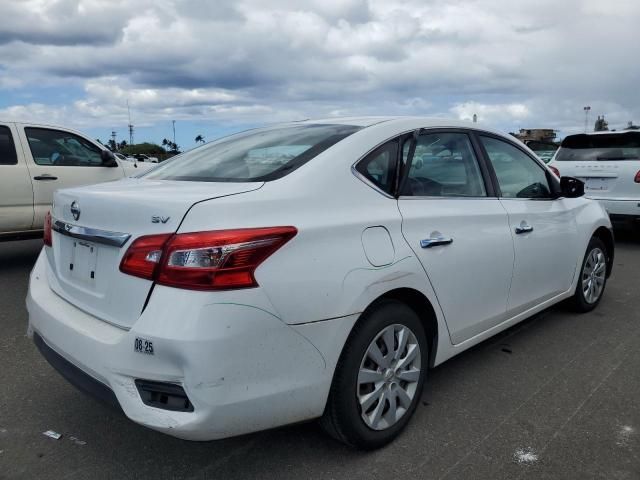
[592,226,614,277]
[363,288,439,368]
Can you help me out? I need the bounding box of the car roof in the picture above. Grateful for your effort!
[566,130,639,137]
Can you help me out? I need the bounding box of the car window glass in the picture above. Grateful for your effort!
[144,124,362,182]
[0,126,18,165]
[25,128,103,167]
[355,140,398,195]
[402,132,486,197]
[481,136,552,199]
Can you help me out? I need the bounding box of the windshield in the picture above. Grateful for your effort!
[143,124,362,182]
[556,132,640,161]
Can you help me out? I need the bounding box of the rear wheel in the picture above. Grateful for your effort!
[320,300,428,449]
[570,237,608,312]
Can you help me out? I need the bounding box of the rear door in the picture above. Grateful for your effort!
[0,123,34,233]
[18,126,124,229]
[397,129,515,344]
[478,134,579,314]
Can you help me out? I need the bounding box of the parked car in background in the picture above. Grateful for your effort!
[114,152,137,162]
[28,117,613,449]
[0,122,153,240]
[548,131,640,229]
[134,153,159,163]
[524,140,559,163]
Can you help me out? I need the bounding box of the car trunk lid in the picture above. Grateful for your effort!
[48,178,263,329]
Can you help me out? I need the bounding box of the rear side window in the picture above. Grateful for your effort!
[25,128,103,166]
[355,140,398,195]
[402,132,486,197]
[0,126,18,165]
[481,136,552,199]
[556,132,640,161]
[144,124,362,182]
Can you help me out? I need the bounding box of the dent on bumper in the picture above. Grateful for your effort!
[26,249,334,440]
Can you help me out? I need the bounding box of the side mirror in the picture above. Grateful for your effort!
[560,176,584,198]
[101,149,118,167]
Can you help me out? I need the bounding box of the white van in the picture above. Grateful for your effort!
[0,122,152,240]
[548,130,640,228]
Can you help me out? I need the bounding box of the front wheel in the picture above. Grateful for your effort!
[570,237,608,312]
[320,300,428,449]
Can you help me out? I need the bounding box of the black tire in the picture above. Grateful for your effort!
[320,299,428,449]
[570,236,608,312]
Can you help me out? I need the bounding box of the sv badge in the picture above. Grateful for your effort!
[151,216,170,224]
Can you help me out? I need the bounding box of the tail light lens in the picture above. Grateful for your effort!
[120,233,172,280]
[549,166,560,177]
[635,170,640,183]
[120,227,297,290]
[44,211,52,247]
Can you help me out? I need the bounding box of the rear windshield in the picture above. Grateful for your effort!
[556,132,640,161]
[143,124,362,182]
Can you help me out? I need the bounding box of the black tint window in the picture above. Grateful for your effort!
[481,136,551,199]
[0,126,17,165]
[556,132,640,161]
[355,140,398,195]
[25,128,103,167]
[402,132,486,197]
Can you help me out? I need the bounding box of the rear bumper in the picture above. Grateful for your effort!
[26,249,337,441]
[588,198,640,219]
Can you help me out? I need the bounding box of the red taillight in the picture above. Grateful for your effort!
[44,211,52,247]
[120,227,297,290]
[549,166,560,177]
[119,233,172,280]
[635,170,640,183]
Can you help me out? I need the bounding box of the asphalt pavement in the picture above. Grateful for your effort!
[1,235,639,479]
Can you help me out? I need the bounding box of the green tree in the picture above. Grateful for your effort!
[195,134,205,144]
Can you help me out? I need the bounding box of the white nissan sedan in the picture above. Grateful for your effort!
[27,117,614,449]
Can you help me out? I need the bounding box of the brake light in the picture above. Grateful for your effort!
[44,211,52,247]
[120,233,172,279]
[635,170,640,183]
[549,166,560,177]
[120,227,297,290]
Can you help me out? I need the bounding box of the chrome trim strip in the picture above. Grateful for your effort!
[52,219,131,247]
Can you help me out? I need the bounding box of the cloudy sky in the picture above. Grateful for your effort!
[0,0,638,149]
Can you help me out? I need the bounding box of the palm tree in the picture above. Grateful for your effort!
[162,138,170,151]
[195,134,205,144]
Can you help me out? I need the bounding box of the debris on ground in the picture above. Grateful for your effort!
[514,447,538,465]
[69,436,87,446]
[42,430,62,440]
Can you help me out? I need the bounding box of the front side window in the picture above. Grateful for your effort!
[481,136,551,199]
[25,128,103,167]
[144,124,362,182]
[402,132,486,197]
[0,126,18,165]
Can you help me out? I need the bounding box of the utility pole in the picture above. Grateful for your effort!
[172,120,176,147]
[111,130,117,151]
[583,106,591,133]
[127,100,134,146]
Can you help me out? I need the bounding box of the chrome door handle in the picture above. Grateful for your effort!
[420,236,453,248]
[34,174,58,181]
[515,223,534,234]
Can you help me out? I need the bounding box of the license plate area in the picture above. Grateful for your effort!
[582,177,610,191]
[69,240,98,284]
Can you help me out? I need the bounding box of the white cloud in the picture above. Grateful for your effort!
[0,0,638,137]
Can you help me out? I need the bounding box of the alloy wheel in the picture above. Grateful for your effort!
[357,324,422,431]
[582,247,606,304]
